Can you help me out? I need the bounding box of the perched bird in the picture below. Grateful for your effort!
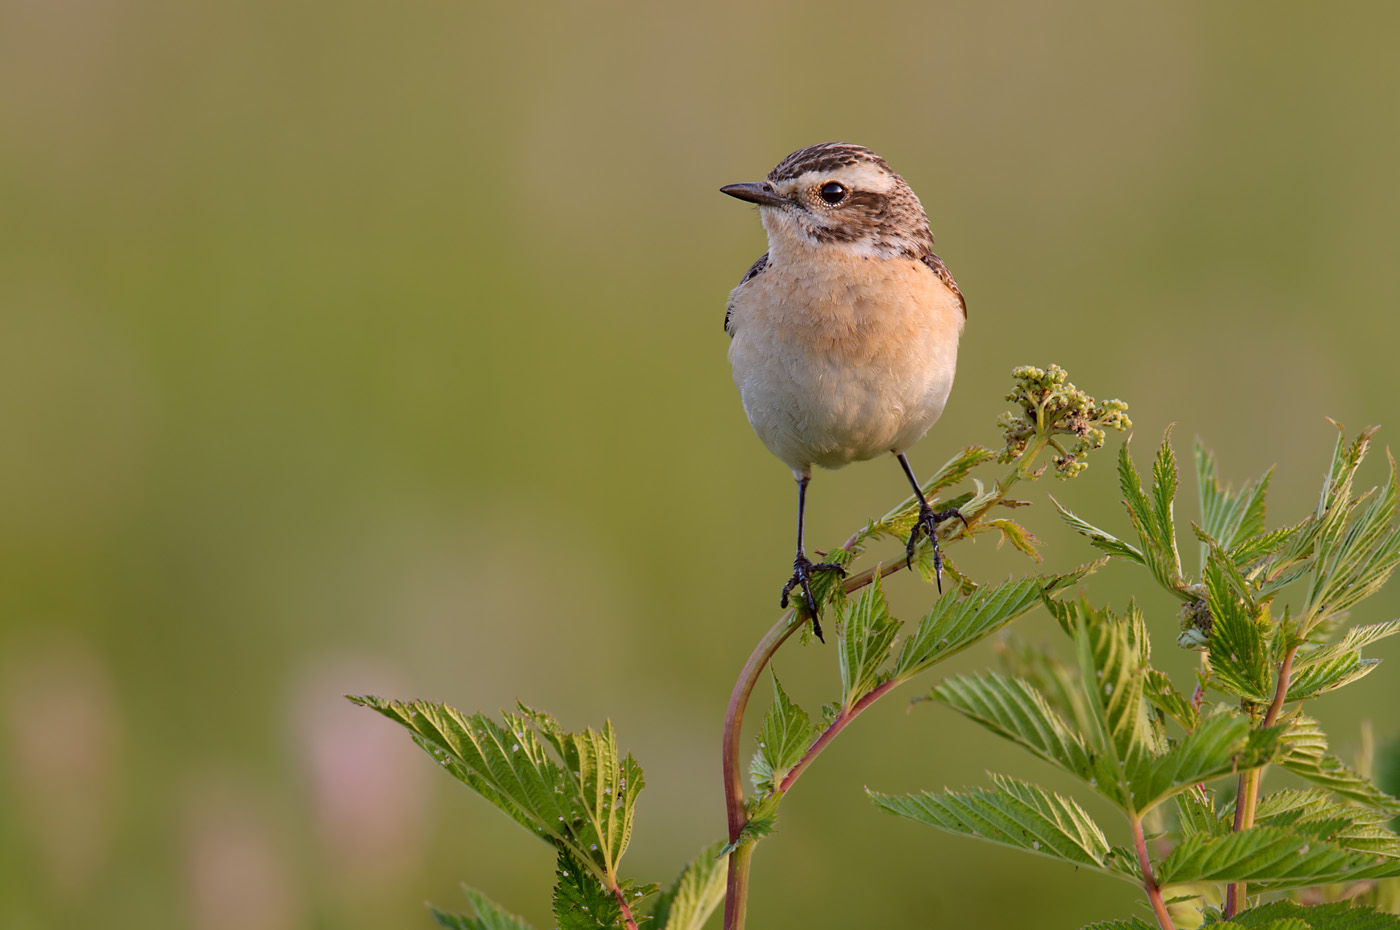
[721,142,966,639]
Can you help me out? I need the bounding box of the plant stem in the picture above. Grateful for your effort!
[612,883,640,930]
[778,678,901,794]
[720,437,1046,930]
[1224,643,1300,918]
[722,843,752,930]
[721,564,913,930]
[1131,812,1176,930]
[723,611,802,843]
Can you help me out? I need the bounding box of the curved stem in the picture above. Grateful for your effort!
[724,611,802,840]
[1132,813,1176,930]
[720,437,1048,930]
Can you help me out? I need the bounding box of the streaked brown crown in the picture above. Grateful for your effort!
[766,142,893,183]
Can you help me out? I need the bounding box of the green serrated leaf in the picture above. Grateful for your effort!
[1204,899,1400,929]
[1157,825,1400,890]
[869,774,1139,883]
[1302,429,1400,635]
[1284,619,1399,702]
[866,446,995,544]
[1278,717,1400,815]
[1117,434,1187,593]
[894,565,1100,681]
[1077,918,1159,930]
[1144,668,1200,731]
[837,576,901,705]
[1126,708,1283,815]
[553,849,623,930]
[749,673,818,795]
[1203,551,1272,703]
[994,634,1098,741]
[430,887,537,930]
[719,815,776,856]
[1050,495,1146,564]
[1244,788,1400,858]
[647,842,727,930]
[1177,785,1227,836]
[349,696,643,884]
[1075,599,1150,767]
[981,517,1043,561]
[1152,427,1183,567]
[1196,440,1273,574]
[926,672,1099,785]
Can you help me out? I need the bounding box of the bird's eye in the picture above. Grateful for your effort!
[818,181,847,205]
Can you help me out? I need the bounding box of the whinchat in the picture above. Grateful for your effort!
[721,142,966,639]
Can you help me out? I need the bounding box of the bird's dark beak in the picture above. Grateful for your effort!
[721,182,787,208]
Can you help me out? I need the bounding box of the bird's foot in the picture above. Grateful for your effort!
[905,504,968,593]
[780,554,846,641]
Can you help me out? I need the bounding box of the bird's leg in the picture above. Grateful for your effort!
[779,475,845,641]
[896,452,968,593]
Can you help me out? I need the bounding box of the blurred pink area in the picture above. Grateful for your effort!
[182,783,300,930]
[1,635,120,896]
[290,657,431,895]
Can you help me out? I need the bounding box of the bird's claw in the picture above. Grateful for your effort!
[780,554,846,641]
[905,505,966,593]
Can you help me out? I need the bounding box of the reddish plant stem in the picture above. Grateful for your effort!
[721,564,912,930]
[723,612,801,842]
[612,884,640,930]
[721,480,1000,930]
[1224,643,1300,918]
[778,678,902,794]
[1132,813,1176,930]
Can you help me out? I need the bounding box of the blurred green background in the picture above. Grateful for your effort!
[4,2,1400,928]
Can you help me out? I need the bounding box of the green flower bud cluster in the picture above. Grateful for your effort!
[1177,592,1213,651]
[997,365,1131,478]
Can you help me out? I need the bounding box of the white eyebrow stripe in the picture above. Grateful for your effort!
[788,164,897,194]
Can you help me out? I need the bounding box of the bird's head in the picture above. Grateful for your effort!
[721,142,934,262]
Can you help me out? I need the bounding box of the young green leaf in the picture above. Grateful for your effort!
[1278,716,1400,815]
[995,633,1098,740]
[647,842,728,930]
[718,814,776,856]
[1143,668,1200,731]
[349,696,644,884]
[1152,428,1183,568]
[553,849,623,930]
[868,774,1139,883]
[893,564,1102,681]
[1118,435,1187,594]
[1125,709,1283,815]
[837,576,901,705]
[1077,919,1159,930]
[1285,620,1400,701]
[1195,440,1272,573]
[981,517,1042,561]
[1176,785,1227,837]
[924,672,1099,787]
[1155,825,1400,889]
[1202,899,1400,929]
[1050,495,1146,564]
[1203,551,1272,703]
[1302,429,1400,635]
[431,887,537,930]
[749,673,818,795]
[1073,599,1150,766]
[1246,788,1400,858]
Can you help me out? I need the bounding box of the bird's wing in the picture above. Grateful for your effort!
[921,252,966,319]
[726,252,769,337]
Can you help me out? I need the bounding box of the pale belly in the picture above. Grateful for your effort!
[727,256,963,476]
